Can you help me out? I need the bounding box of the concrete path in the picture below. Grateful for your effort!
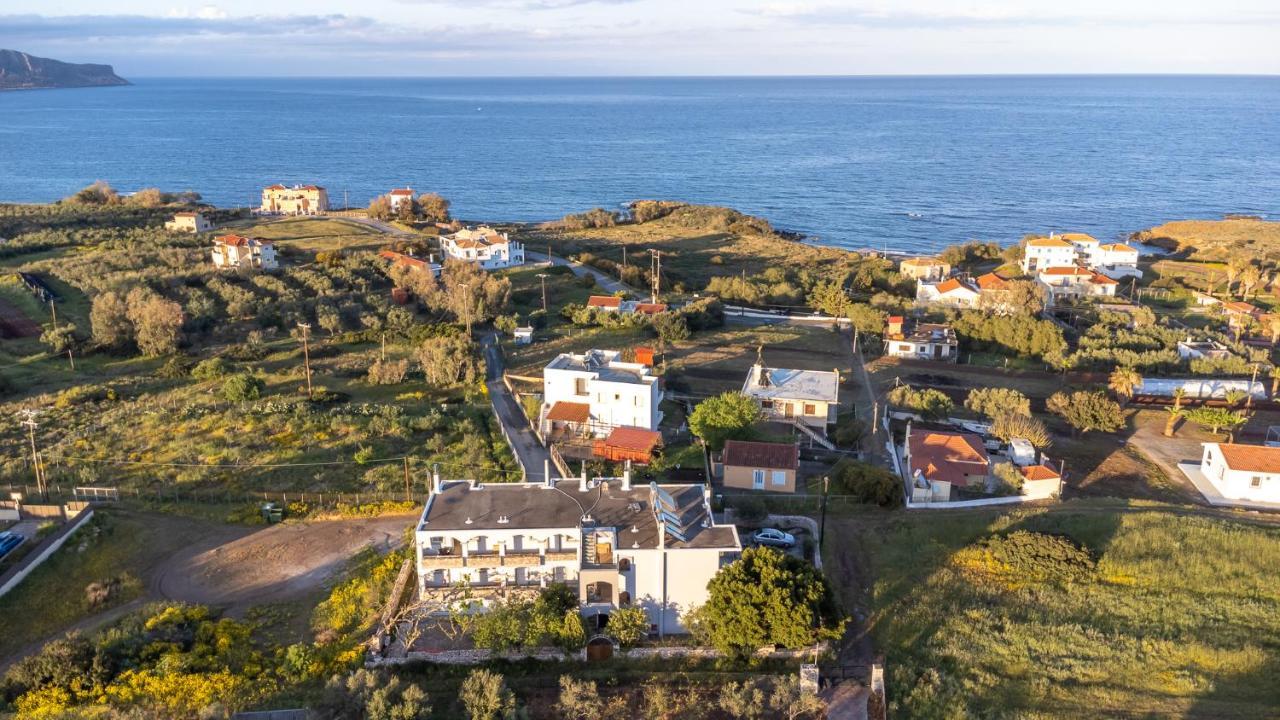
[480,333,557,484]
[525,251,636,295]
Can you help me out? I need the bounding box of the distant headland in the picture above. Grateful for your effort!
[0,49,129,91]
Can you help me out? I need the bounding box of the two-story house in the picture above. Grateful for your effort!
[387,188,415,212]
[898,256,951,282]
[1020,236,1077,274]
[1036,266,1118,304]
[211,234,278,270]
[260,184,328,215]
[164,211,213,233]
[541,349,664,439]
[884,316,958,362]
[915,277,981,308]
[441,226,525,270]
[414,470,741,635]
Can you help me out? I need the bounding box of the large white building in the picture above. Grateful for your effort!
[1036,266,1118,304]
[211,234,278,270]
[1022,232,1142,279]
[1199,443,1280,504]
[441,226,525,270]
[541,349,664,438]
[915,278,981,308]
[1021,236,1078,274]
[414,471,740,635]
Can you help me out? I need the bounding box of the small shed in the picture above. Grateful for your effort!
[593,426,662,464]
[513,326,534,345]
[634,346,655,367]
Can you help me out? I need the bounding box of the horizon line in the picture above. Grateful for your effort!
[117,72,1280,80]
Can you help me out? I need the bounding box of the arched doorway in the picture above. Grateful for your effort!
[586,635,614,661]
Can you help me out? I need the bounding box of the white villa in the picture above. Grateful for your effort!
[387,188,415,212]
[414,471,741,636]
[1022,232,1142,279]
[541,349,664,439]
[1036,266,1118,304]
[915,278,981,308]
[1198,443,1280,505]
[441,226,525,270]
[741,353,839,433]
[1021,236,1077,274]
[211,234,278,270]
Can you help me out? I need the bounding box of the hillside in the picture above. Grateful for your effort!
[1132,217,1280,263]
[0,49,129,90]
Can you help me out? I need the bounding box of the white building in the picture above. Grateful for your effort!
[1036,267,1118,304]
[915,278,981,309]
[884,316,958,362]
[387,188,415,212]
[742,354,839,433]
[1199,443,1280,504]
[211,234,278,270]
[414,471,741,636]
[1021,236,1078,274]
[164,211,213,233]
[542,349,664,438]
[441,226,525,270]
[1177,338,1234,361]
[1085,243,1142,280]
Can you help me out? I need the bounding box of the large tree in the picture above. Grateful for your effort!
[688,391,761,451]
[418,193,451,223]
[687,546,844,657]
[990,410,1052,448]
[1047,390,1124,435]
[415,334,481,387]
[964,387,1030,419]
[1183,406,1247,439]
[125,288,184,357]
[90,290,133,350]
[1108,367,1142,402]
[459,669,516,720]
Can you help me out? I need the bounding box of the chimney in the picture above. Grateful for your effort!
[622,460,632,491]
[431,463,442,495]
[579,463,588,492]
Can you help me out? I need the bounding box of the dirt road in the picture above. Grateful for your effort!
[154,514,413,613]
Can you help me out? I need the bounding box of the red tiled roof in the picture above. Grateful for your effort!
[1089,271,1119,285]
[1223,301,1260,315]
[1020,464,1061,481]
[1215,443,1280,473]
[389,188,414,196]
[379,250,432,270]
[174,211,199,218]
[901,256,945,267]
[934,278,977,295]
[603,426,662,453]
[1026,237,1073,248]
[546,401,590,423]
[265,184,286,190]
[722,440,799,471]
[216,233,265,247]
[975,273,1009,290]
[908,430,989,486]
[1040,266,1092,277]
[634,303,668,315]
[587,295,623,308]
[1099,243,1137,253]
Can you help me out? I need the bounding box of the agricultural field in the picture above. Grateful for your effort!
[222,216,390,254]
[828,504,1280,719]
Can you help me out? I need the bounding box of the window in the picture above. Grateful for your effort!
[575,378,588,396]
[619,591,632,606]
[615,393,621,401]
[618,557,632,572]
[1252,476,1263,488]
[753,469,765,490]
[772,470,787,486]
[803,403,817,416]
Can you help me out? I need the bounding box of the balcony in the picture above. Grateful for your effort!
[420,554,465,569]
[545,550,577,563]
[502,552,544,568]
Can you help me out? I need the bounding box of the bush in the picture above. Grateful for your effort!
[191,357,230,380]
[887,385,953,420]
[731,495,768,525]
[831,460,902,507]
[221,373,264,402]
[964,387,1030,419]
[952,530,1094,587]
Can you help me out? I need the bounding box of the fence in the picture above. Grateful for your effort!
[0,503,95,599]
[0,484,425,510]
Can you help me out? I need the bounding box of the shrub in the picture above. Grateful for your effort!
[887,385,954,420]
[220,373,264,402]
[1046,391,1123,435]
[459,669,516,720]
[964,387,1030,419]
[191,357,230,381]
[952,530,1094,587]
[831,460,902,507]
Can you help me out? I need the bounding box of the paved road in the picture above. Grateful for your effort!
[481,333,557,484]
[525,250,636,295]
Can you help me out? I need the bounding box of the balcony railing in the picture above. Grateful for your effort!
[420,554,465,569]
[502,552,544,567]
[545,550,578,563]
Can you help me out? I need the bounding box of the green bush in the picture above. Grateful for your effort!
[220,373,264,402]
[191,357,231,381]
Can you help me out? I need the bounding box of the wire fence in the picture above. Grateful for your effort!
[0,483,425,510]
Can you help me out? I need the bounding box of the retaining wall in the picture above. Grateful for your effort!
[0,504,95,599]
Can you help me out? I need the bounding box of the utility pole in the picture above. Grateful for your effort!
[458,282,472,335]
[536,273,549,313]
[380,332,386,362]
[650,250,661,304]
[1248,363,1260,409]
[49,300,57,325]
[19,409,46,500]
[297,322,313,399]
[818,476,829,554]
[344,189,349,210]
[403,457,412,503]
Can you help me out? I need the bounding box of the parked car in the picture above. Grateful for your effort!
[750,528,796,548]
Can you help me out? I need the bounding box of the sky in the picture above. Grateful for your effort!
[2,0,1279,77]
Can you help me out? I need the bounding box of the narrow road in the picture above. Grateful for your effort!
[340,216,418,238]
[849,338,888,468]
[525,250,636,295]
[480,333,557,484]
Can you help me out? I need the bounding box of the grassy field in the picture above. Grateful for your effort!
[1134,218,1280,264]
[225,216,390,253]
[827,504,1280,719]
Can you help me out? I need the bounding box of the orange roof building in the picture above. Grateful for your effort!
[1200,442,1280,505]
[905,427,990,489]
[594,426,663,463]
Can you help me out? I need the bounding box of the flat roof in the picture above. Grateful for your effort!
[546,350,655,385]
[744,366,839,403]
[419,480,739,550]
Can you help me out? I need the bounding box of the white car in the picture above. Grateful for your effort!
[751,528,796,548]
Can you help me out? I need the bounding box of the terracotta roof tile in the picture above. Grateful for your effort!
[908,430,989,486]
[1099,243,1137,253]
[1020,464,1061,481]
[1215,443,1280,473]
[975,273,1009,290]
[546,401,591,423]
[1026,237,1074,248]
[587,296,623,308]
[634,303,668,314]
[722,440,799,470]
[603,426,662,453]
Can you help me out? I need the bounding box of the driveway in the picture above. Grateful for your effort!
[481,333,558,484]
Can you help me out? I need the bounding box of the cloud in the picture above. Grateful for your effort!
[397,0,638,8]
[0,13,379,41]
[739,2,1280,28]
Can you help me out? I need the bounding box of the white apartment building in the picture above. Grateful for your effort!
[1083,242,1141,280]
[1199,443,1280,504]
[1020,236,1078,274]
[542,349,664,438]
[1036,266,1117,305]
[414,471,741,635]
[211,234,278,270]
[441,226,525,270]
[260,184,328,215]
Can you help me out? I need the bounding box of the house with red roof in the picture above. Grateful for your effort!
[380,250,441,277]
[441,225,524,270]
[212,234,277,270]
[1035,266,1118,305]
[587,296,670,316]
[903,426,991,501]
[915,277,981,308]
[1198,442,1280,505]
[719,440,800,493]
[386,188,415,212]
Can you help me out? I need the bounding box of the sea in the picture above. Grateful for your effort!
[1,75,1277,253]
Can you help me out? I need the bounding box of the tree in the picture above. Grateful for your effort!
[887,385,954,420]
[1239,263,1262,299]
[651,312,689,351]
[367,196,392,221]
[415,334,481,387]
[964,387,1030,419]
[846,303,887,335]
[1183,406,1247,439]
[688,391,761,451]
[767,676,827,720]
[1047,390,1124,435]
[717,681,767,720]
[191,357,230,380]
[981,279,1045,316]
[396,196,419,223]
[418,193,451,223]
[459,669,516,720]
[831,460,901,507]
[126,288,184,357]
[990,410,1051,448]
[807,280,850,317]
[607,605,649,648]
[994,462,1025,496]
[221,372,265,402]
[91,290,133,350]
[1224,389,1248,408]
[555,610,586,653]
[1108,367,1142,402]
[40,323,77,355]
[318,669,431,720]
[555,676,603,720]
[687,546,844,657]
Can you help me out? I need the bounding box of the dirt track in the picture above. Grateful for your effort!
[154,514,414,613]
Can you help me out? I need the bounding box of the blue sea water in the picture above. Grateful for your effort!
[1,75,1277,253]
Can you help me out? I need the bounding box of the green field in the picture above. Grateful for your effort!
[226,216,390,252]
[828,504,1280,718]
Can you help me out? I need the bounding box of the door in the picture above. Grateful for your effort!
[782,402,794,419]
[753,469,765,490]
